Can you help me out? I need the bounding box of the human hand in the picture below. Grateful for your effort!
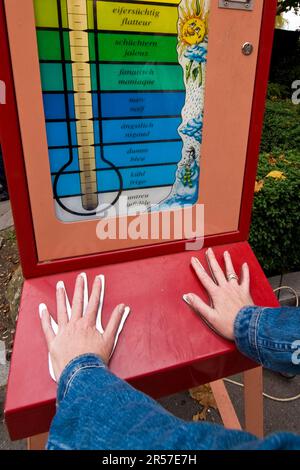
[39,274,129,382]
[183,248,254,340]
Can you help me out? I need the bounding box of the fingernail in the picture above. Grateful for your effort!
[206,247,213,255]
[192,257,204,270]
[56,280,65,291]
[80,272,86,279]
[183,294,192,306]
[97,275,104,287]
[39,303,47,319]
[124,306,130,316]
[224,251,229,256]
[118,304,125,314]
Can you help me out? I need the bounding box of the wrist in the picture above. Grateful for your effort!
[57,354,106,404]
[234,305,263,364]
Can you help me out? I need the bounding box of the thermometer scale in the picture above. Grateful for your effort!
[67,0,98,211]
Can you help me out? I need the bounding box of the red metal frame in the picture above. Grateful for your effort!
[0,0,277,279]
[0,0,38,275]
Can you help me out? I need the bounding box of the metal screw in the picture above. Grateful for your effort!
[242,42,254,56]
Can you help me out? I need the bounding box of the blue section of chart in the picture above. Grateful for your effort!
[102,141,182,168]
[102,117,181,144]
[105,166,177,192]
[49,148,80,172]
[101,92,185,118]
[49,141,182,174]
[46,118,181,147]
[43,92,184,121]
[53,164,177,197]
[43,93,99,120]
[46,121,100,147]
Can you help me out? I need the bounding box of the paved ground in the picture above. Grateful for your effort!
[0,201,13,232]
[0,201,299,449]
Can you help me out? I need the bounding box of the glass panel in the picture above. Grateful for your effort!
[34,0,210,222]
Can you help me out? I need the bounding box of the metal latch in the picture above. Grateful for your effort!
[219,0,254,10]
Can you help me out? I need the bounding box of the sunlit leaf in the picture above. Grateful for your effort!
[189,385,217,421]
[266,170,287,180]
[255,180,264,192]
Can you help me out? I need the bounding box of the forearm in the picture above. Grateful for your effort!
[234,306,300,374]
[47,354,144,450]
[47,354,300,450]
[47,354,189,450]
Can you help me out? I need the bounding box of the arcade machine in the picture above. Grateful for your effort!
[0,0,278,446]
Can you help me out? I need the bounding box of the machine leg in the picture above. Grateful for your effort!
[244,366,264,438]
[27,432,48,450]
[210,379,242,430]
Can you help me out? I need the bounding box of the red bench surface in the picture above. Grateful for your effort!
[5,241,278,440]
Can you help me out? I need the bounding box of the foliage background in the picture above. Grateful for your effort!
[249,26,300,276]
[249,148,300,275]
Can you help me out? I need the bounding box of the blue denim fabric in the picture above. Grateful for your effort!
[47,306,300,450]
[235,306,300,375]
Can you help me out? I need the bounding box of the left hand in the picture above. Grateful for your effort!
[183,248,254,340]
[40,274,127,381]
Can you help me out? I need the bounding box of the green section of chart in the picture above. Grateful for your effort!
[37,31,71,61]
[40,63,74,91]
[100,64,184,91]
[98,33,178,63]
[37,30,178,64]
[39,61,183,92]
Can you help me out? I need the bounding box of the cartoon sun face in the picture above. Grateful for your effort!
[182,17,206,45]
[178,0,209,51]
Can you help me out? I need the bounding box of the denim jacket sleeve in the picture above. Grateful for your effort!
[47,353,300,450]
[234,306,300,375]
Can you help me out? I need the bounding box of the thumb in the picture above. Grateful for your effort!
[39,303,56,349]
[183,293,216,325]
[103,304,127,354]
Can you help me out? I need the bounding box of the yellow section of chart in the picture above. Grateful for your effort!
[97,1,178,34]
[127,0,181,3]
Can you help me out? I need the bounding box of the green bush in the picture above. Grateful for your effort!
[249,150,300,276]
[260,100,300,153]
[267,82,289,101]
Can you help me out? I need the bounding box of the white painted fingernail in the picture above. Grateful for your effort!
[192,257,204,269]
[56,281,65,290]
[183,294,192,306]
[124,306,130,315]
[39,303,47,318]
[80,272,86,279]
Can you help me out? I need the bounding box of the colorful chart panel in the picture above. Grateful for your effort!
[34,0,210,221]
